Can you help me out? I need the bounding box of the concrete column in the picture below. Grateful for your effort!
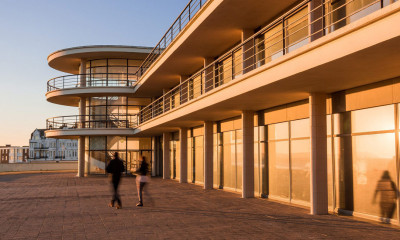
[79,59,87,87]
[163,132,171,179]
[204,121,213,189]
[242,29,254,74]
[204,57,214,93]
[152,137,157,177]
[179,128,188,183]
[78,136,85,177]
[310,0,324,41]
[309,93,328,215]
[242,111,254,198]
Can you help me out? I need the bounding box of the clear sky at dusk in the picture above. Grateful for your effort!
[0,0,189,146]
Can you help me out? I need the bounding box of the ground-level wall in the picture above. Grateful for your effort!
[0,162,77,172]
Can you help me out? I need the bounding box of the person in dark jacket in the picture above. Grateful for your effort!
[106,152,125,209]
[136,156,149,207]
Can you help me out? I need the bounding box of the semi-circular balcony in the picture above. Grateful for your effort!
[45,114,139,138]
[46,73,137,107]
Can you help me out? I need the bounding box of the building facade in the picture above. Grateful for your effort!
[29,129,78,161]
[45,0,400,224]
[0,145,29,163]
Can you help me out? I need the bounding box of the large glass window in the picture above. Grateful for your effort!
[85,58,140,85]
[86,136,152,175]
[285,6,309,53]
[86,96,143,129]
[267,119,310,204]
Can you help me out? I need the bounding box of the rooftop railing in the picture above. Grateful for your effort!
[46,114,139,130]
[136,0,209,79]
[47,73,138,92]
[133,0,396,127]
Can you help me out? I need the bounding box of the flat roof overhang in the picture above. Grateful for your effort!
[48,45,153,74]
[133,0,300,97]
[131,4,400,136]
[46,87,152,107]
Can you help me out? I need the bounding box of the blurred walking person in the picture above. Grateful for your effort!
[106,152,125,209]
[136,156,149,207]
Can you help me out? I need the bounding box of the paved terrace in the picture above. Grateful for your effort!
[0,172,399,240]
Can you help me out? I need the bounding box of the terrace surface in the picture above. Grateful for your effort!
[0,172,399,239]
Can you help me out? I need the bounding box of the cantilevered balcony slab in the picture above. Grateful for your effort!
[133,0,299,97]
[131,2,400,136]
[45,128,137,139]
[46,86,140,107]
[48,45,152,74]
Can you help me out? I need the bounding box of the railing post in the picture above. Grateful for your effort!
[189,3,191,19]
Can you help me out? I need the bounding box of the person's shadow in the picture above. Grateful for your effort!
[373,171,398,223]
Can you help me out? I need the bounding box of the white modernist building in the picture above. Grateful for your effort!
[45,0,400,225]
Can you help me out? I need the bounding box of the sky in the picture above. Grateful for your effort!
[0,0,189,146]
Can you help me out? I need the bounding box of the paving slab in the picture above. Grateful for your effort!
[0,172,399,239]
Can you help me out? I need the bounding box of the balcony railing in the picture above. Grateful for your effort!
[46,114,139,130]
[136,0,209,78]
[47,73,138,92]
[134,0,396,126]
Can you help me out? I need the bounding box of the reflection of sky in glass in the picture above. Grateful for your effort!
[351,105,394,133]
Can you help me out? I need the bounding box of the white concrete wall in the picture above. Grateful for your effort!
[0,162,77,172]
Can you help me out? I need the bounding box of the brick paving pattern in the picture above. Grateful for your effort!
[0,172,399,239]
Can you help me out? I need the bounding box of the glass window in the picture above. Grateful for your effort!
[286,7,309,52]
[290,118,310,139]
[265,23,284,62]
[89,137,106,150]
[351,105,395,133]
[223,131,234,189]
[352,133,397,219]
[195,136,204,183]
[236,130,243,190]
[268,122,289,140]
[290,139,311,202]
[268,141,290,198]
[233,48,243,77]
[89,151,106,174]
[107,136,126,150]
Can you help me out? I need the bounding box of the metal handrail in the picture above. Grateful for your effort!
[46,114,139,130]
[132,0,394,128]
[47,73,138,92]
[136,0,208,79]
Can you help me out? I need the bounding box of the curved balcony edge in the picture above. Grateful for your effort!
[46,87,137,107]
[45,128,138,138]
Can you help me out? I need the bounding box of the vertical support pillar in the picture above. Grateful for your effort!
[242,111,254,198]
[152,137,157,177]
[310,0,324,42]
[78,136,85,177]
[163,132,171,179]
[179,128,188,183]
[242,29,254,74]
[80,59,87,87]
[310,92,328,215]
[204,121,213,189]
[77,59,86,177]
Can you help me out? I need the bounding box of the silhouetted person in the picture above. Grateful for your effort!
[136,156,149,207]
[106,152,125,209]
[373,171,397,223]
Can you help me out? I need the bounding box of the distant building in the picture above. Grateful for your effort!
[29,129,78,161]
[0,145,29,163]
